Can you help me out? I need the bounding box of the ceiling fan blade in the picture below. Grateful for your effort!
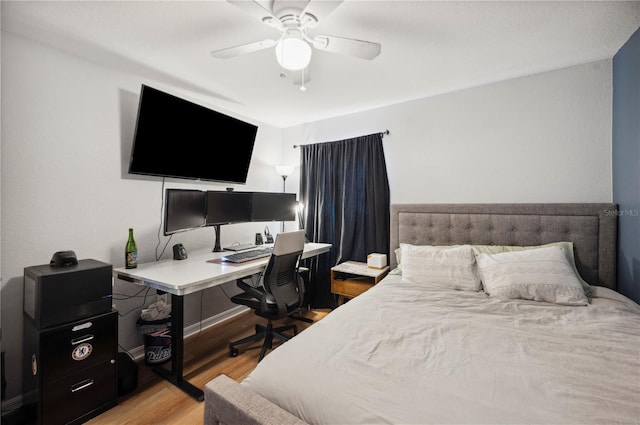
[300,0,343,28]
[227,0,282,29]
[211,39,277,59]
[312,35,381,60]
[272,0,309,16]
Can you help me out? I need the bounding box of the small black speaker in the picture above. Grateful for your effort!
[173,244,188,260]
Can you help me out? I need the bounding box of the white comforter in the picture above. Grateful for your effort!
[242,275,640,424]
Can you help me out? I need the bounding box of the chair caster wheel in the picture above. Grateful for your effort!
[229,347,239,357]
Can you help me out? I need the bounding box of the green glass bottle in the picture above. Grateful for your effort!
[125,228,138,269]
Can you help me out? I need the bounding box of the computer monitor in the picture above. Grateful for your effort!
[164,189,207,235]
[205,191,252,225]
[205,191,252,252]
[166,190,299,251]
[250,192,297,222]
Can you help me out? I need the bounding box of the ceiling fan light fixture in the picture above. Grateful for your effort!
[275,35,312,71]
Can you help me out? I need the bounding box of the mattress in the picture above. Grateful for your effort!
[242,274,640,424]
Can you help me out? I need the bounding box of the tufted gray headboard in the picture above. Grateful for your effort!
[390,203,618,290]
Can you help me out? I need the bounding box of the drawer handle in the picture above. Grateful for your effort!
[72,322,93,332]
[71,379,94,393]
[71,335,94,345]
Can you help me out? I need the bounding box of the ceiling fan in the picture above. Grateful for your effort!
[210,0,381,88]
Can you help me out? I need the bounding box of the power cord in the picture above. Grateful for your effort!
[112,286,153,316]
[154,178,173,261]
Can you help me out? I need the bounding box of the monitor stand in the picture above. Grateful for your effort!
[212,224,223,252]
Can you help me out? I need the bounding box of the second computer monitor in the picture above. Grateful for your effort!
[205,191,252,225]
[250,192,296,222]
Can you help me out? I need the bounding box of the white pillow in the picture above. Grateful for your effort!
[476,245,588,305]
[471,241,592,297]
[389,247,403,275]
[400,244,481,291]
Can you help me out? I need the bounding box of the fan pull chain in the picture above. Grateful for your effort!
[300,67,307,92]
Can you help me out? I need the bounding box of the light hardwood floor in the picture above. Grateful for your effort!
[85,308,328,425]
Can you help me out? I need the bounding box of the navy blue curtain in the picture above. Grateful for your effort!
[299,133,390,308]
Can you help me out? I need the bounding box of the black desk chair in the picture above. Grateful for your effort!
[287,266,313,324]
[228,230,306,362]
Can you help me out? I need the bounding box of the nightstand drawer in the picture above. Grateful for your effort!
[331,279,374,298]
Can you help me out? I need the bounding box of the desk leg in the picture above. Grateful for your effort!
[152,293,204,401]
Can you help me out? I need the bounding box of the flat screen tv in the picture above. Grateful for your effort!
[164,189,207,235]
[129,85,258,183]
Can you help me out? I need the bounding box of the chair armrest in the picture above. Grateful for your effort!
[236,279,265,300]
[204,374,309,425]
[236,279,272,311]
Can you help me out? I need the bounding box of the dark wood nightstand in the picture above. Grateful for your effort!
[330,261,389,306]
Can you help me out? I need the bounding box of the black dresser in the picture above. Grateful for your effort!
[23,259,117,425]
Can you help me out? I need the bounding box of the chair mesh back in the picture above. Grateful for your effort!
[263,251,303,315]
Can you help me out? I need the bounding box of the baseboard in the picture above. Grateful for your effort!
[1,394,23,416]
[129,305,248,362]
[187,305,248,338]
[1,394,36,425]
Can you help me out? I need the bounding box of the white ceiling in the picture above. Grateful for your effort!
[2,1,640,128]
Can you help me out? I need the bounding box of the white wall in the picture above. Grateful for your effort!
[284,60,612,204]
[0,33,293,402]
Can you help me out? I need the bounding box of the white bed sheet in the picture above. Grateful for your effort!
[242,275,640,424]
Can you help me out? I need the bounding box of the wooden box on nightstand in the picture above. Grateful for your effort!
[331,261,389,306]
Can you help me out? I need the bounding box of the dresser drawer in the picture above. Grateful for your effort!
[41,358,117,425]
[37,311,117,382]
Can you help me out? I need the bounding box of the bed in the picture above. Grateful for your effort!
[204,203,640,425]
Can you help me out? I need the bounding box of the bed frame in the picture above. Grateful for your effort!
[390,203,617,289]
[204,203,618,425]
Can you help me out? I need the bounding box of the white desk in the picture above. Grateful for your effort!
[113,242,331,401]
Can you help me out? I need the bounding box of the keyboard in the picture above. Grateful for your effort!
[221,247,273,263]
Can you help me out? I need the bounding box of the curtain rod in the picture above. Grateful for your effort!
[293,129,389,148]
